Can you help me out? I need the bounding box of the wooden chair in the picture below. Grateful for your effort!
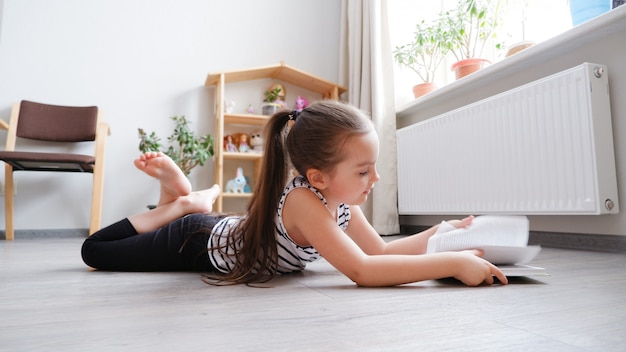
[0,100,110,240]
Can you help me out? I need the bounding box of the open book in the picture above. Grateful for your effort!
[427,215,548,277]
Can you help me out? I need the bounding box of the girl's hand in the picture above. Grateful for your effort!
[447,215,474,229]
[452,249,508,286]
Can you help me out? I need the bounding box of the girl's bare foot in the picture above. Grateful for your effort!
[127,184,222,234]
[182,184,222,214]
[134,152,191,206]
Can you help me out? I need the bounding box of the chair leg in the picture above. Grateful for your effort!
[89,165,104,235]
[89,121,108,235]
[4,165,14,240]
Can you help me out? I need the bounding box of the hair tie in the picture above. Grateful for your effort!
[288,110,301,121]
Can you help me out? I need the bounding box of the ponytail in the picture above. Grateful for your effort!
[255,110,293,201]
[218,109,292,283]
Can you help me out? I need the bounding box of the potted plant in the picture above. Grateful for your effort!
[138,115,215,176]
[393,16,453,98]
[444,0,506,79]
[261,84,286,115]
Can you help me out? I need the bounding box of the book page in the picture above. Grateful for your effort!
[426,215,529,254]
[499,265,549,277]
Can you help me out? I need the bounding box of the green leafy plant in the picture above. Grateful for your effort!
[444,0,506,61]
[263,86,282,103]
[393,17,453,83]
[138,115,215,176]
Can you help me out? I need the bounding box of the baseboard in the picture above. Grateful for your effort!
[399,225,626,253]
[526,231,626,253]
[4,227,626,253]
[1,228,89,240]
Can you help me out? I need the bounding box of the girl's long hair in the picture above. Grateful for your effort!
[212,100,372,284]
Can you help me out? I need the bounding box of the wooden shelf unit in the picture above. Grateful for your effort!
[205,62,346,212]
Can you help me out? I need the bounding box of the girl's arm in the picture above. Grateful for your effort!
[283,190,507,287]
[344,206,473,255]
[383,215,474,255]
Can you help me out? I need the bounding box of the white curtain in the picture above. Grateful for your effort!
[339,0,399,235]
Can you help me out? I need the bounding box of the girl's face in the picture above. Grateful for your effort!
[324,130,380,206]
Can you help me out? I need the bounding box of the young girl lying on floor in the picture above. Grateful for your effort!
[82,100,507,287]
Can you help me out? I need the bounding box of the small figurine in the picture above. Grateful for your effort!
[225,167,247,193]
[238,133,250,153]
[224,100,236,113]
[295,96,309,111]
[246,104,255,114]
[224,135,238,152]
[250,133,264,152]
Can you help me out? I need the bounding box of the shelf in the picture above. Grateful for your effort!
[205,61,347,99]
[223,151,263,160]
[396,6,626,123]
[224,113,269,126]
[222,192,253,199]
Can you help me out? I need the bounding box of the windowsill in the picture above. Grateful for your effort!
[396,5,626,126]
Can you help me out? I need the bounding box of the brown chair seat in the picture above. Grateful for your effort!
[0,100,110,240]
[0,151,96,172]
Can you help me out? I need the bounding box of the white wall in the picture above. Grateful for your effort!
[0,0,342,231]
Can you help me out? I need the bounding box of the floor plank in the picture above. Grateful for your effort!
[1,237,626,351]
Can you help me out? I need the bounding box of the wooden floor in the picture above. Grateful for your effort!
[1,236,626,351]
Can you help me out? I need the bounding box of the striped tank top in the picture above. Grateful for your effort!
[208,175,351,274]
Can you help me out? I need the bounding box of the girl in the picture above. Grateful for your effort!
[82,100,507,286]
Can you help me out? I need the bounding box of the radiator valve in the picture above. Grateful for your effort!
[593,66,605,78]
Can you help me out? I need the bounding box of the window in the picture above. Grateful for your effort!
[389,0,572,108]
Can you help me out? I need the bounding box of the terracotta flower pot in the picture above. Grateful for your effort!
[412,82,437,98]
[505,41,536,57]
[451,58,491,80]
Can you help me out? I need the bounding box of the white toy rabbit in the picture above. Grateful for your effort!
[225,167,247,193]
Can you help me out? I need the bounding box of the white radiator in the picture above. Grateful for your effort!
[397,62,619,215]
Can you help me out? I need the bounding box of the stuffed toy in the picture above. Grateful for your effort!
[225,167,247,193]
[250,133,264,152]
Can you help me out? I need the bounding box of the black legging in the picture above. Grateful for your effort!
[81,213,223,272]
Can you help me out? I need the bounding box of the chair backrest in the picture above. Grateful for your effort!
[16,100,99,142]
